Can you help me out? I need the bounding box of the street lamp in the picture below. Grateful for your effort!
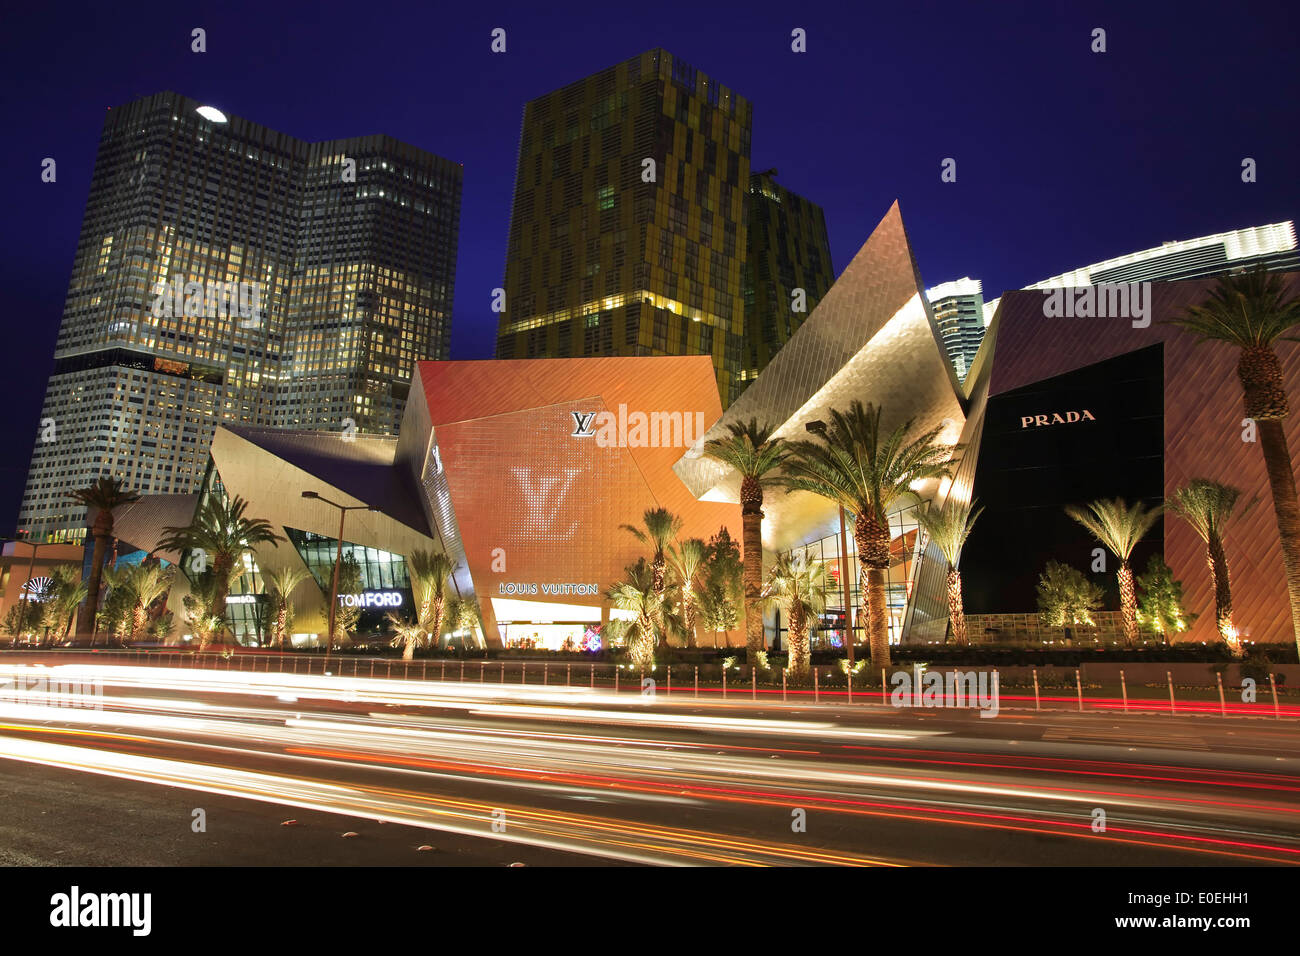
[805,421,855,667]
[301,492,374,669]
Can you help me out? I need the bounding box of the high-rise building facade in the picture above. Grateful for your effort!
[983,221,1299,324]
[740,169,834,399]
[19,92,461,543]
[495,50,753,404]
[925,277,985,382]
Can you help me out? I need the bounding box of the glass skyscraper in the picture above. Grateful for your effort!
[19,92,462,543]
[925,277,986,382]
[495,49,754,404]
[742,169,834,399]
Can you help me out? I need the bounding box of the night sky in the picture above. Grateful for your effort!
[2,0,1297,537]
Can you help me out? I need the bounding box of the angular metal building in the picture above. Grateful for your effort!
[134,354,740,648]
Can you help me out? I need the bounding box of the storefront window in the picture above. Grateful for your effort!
[779,505,922,650]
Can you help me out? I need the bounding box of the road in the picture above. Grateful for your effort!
[0,659,1297,866]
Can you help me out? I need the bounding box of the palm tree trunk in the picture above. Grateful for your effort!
[682,584,697,648]
[402,636,415,660]
[78,532,108,636]
[1118,560,1137,646]
[210,555,234,648]
[430,594,446,652]
[741,507,764,662]
[787,602,809,678]
[864,566,890,667]
[1204,534,1235,646]
[947,568,967,645]
[630,618,655,667]
[854,516,892,669]
[1256,419,1300,657]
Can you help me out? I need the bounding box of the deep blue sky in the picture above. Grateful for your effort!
[2,0,1297,536]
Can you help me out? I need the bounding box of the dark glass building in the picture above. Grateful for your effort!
[740,169,834,400]
[494,49,754,404]
[19,92,462,544]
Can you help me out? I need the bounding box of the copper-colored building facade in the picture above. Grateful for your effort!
[965,277,1300,644]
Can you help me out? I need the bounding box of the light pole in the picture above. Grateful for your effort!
[301,492,373,670]
[805,421,855,667]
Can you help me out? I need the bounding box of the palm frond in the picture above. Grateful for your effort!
[916,498,983,566]
[1065,497,1164,560]
[1165,266,1300,348]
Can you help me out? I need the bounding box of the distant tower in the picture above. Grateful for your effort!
[741,168,834,401]
[926,278,986,382]
[18,92,462,543]
[496,49,753,405]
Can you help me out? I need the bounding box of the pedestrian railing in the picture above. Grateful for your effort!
[0,649,1294,719]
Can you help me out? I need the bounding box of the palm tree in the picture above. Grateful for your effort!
[915,498,983,645]
[407,550,456,656]
[702,419,790,663]
[620,508,683,602]
[1065,497,1164,647]
[761,553,829,680]
[41,565,87,646]
[69,475,140,636]
[782,402,954,670]
[157,494,282,646]
[1170,479,1246,650]
[604,562,667,669]
[1168,268,1300,655]
[264,566,311,649]
[388,616,424,662]
[121,563,175,639]
[667,537,707,647]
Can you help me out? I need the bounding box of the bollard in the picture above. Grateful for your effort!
[694,666,699,698]
[387,660,393,679]
[544,663,549,686]
[1216,672,1227,717]
[782,668,787,703]
[293,656,299,674]
[723,667,727,699]
[882,668,887,705]
[752,668,756,702]
[667,666,671,696]
[1075,669,1084,713]
[501,661,505,683]
[480,661,486,683]
[1033,668,1041,711]
[439,660,444,681]
[1167,670,1176,714]
[814,668,819,703]
[460,660,465,682]
[567,663,571,687]
[1270,673,1281,719]
[522,663,527,685]
[371,659,376,679]
[615,667,619,694]
[1120,669,1128,713]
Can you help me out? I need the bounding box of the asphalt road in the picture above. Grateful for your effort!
[0,658,1297,866]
